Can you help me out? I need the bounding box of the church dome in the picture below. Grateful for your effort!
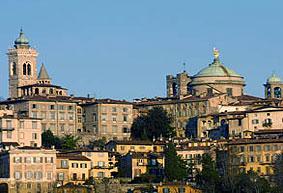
[194,49,242,78]
[14,29,29,45]
[267,73,281,83]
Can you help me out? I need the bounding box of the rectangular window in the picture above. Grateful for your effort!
[97,172,105,178]
[49,105,55,110]
[41,112,47,119]
[123,107,128,113]
[112,125,118,133]
[112,107,117,112]
[32,121,37,129]
[112,115,117,122]
[26,171,33,179]
[101,114,107,122]
[61,160,68,168]
[102,125,107,133]
[60,124,65,132]
[68,105,73,110]
[58,105,65,110]
[252,119,259,124]
[50,112,56,120]
[72,173,77,180]
[14,171,21,180]
[93,113,97,122]
[32,104,37,109]
[31,111,37,118]
[7,131,12,138]
[20,121,24,128]
[47,172,52,180]
[58,172,64,180]
[98,161,105,167]
[226,88,233,96]
[68,112,74,120]
[6,120,12,129]
[123,115,128,122]
[32,133,37,140]
[82,173,86,180]
[34,171,43,180]
[59,112,65,120]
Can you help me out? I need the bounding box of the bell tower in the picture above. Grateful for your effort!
[7,29,38,98]
[264,73,282,99]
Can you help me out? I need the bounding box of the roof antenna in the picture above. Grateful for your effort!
[182,62,186,72]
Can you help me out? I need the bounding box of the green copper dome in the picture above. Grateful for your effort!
[14,29,29,45]
[194,48,242,77]
[267,73,281,83]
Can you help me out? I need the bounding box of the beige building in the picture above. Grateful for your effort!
[0,96,82,137]
[227,137,283,180]
[56,153,91,185]
[198,106,283,139]
[0,146,57,193]
[82,99,133,141]
[0,114,42,148]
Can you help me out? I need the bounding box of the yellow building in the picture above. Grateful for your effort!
[56,153,91,185]
[157,183,202,193]
[227,137,283,179]
[119,152,165,179]
[105,140,165,155]
[73,150,118,178]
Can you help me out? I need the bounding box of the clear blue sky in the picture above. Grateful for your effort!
[0,1,282,100]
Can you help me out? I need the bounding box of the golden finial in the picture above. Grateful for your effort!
[213,47,220,60]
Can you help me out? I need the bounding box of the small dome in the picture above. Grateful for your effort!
[267,73,281,83]
[14,29,29,45]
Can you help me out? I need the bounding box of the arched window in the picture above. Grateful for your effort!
[12,62,17,75]
[23,63,27,75]
[49,89,54,95]
[42,89,46,94]
[27,64,31,75]
[274,87,282,98]
[59,91,62,95]
[35,88,39,95]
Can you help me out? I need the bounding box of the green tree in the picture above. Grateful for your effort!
[61,135,80,150]
[41,130,61,149]
[164,143,187,181]
[196,154,220,193]
[131,107,175,140]
[273,154,283,190]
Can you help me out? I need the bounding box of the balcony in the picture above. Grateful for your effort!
[0,127,15,131]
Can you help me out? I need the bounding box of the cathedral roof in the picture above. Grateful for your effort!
[14,29,29,46]
[267,73,281,83]
[194,48,242,78]
[38,63,50,80]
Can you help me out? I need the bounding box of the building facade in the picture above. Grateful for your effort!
[0,147,57,193]
[82,99,133,141]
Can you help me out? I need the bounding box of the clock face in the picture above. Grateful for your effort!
[274,87,282,98]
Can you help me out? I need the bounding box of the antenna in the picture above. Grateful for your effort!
[182,62,186,72]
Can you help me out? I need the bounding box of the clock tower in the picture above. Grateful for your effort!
[7,29,38,99]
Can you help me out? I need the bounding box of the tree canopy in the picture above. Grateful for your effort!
[164,143,187,181]
[131,107,176,140]
[42,130,79,150]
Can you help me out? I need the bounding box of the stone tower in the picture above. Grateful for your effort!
[7,29,38,98]
[264,73,282,99]
[166,70,191,98]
